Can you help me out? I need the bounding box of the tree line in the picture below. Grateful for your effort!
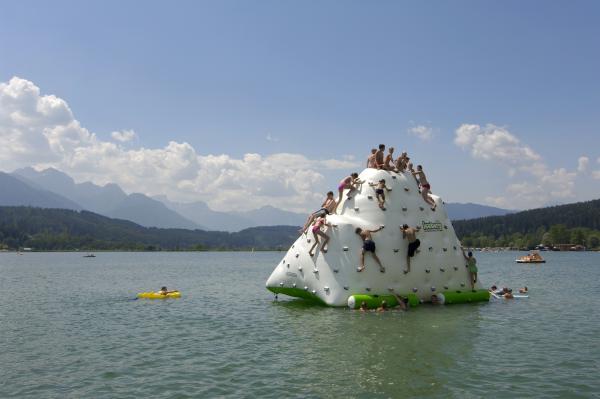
[453,199,600,249]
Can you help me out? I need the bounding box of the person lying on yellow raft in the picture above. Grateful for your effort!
[137,286,181,299]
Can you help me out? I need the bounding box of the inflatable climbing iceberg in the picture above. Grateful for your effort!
[266,168,489,307]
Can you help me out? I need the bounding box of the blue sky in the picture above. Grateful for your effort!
[1,1,599,211]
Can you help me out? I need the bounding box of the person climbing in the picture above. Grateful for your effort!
[366,148,377,168]
[412,165,436,210]
[355,225,385,273]
[393,294,409,311]
[375,144,386,169]
[461,247,478,290]
[369,179,392,210]
[308,215,334,257]
[335,173,361,212]
[299,191,337,234]
[407,162,420,192]
[400,224,421,273]
[384,147,395,171]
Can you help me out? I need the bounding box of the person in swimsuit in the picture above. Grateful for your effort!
[400,224,421,273]
[308,215,334,256]
[461,247,478,290]
[369,179,392,210]
[412,165,436,210]
[359,301,369,311]
[375,144,386,169]
[376,300,388,312]
[335,173,361,212]
[519,286,528,294]
[384,147,395,171]
[158,286,177,295]
[366,148,377,168]
[393,294,409,311]
[395,152,408,172]
[355,225,385,273]
[299,191,337,234]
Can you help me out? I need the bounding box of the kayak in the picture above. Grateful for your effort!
[137,291,181,299]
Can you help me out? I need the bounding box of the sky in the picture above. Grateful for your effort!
[1,0,599,212]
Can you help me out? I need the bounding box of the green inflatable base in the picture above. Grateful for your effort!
[267,286,326,305]
[348,293,420,309]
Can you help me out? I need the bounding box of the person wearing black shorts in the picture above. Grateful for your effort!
[355,225,385,273]
[400,224,421,273]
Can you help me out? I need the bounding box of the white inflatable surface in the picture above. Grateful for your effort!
[265,168,481,306]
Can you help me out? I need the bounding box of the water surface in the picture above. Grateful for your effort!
[1,251,599,398]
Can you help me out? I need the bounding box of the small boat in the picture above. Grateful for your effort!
[516,251,545,263]
[83,253,96,258]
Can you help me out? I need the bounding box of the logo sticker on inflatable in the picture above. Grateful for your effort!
[422,221,443,232]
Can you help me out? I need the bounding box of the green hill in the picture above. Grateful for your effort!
[0,207,298,251]
[452,199,600,249]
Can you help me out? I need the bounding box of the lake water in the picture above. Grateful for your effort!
[1,251,599,398]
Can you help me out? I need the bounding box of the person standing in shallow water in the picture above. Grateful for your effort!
[355,225,385,273]
[400,224,421,273]
[462,247,478,290]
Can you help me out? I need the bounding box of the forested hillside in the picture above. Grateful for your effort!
[453,199,600,249]
[0,207,298,251]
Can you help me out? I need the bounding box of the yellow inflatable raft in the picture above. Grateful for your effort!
[137,291,181,299]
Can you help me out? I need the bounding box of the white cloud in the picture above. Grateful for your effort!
[455,123,581,208]
[577,156,589,173]
[0,76,358,212]
[111,129,137,142]
[407,124,433,141]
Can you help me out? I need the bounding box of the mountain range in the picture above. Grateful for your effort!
[2,167,515,231]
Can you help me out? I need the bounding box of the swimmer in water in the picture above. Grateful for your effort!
[376,300,388,312]
[359,301,369,312]
[519,286,528,294]
[158,286,177,295]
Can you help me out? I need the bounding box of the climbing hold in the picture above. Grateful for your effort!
[343,286,349,290]
[307,239,311,243]
[444,225,448,229]
[292,283,297,288]
[291,245,295,249]
[298,266,303,271]
[333,269,339,273]
[393,249,399,253]
[440,268,445,272]
[404,187,409,192]
[425,269,431,273]
[391,175,397,179]
[343,246,349,251]
[312,269,319,274]
[365,287,371,292]
[304,286,309,291]
[388,287,395,292]
[453,246,457,250]
[419,206,425,211]
[460,283,465,287]
[354,207,360,212]
[286,263,290,268]
[279,282,284,287]
[428,246,433,251]
[431,286,436,291]
[295,253,299,258]
[402,207,408,211]
[443,285,449,290]
[367,195,373,200]
[443,248,447,252]
[312,290,316,294]
[324,286,330,291]
[412,288,418,293]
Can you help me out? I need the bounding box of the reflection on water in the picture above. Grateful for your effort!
[1,251,599,398]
